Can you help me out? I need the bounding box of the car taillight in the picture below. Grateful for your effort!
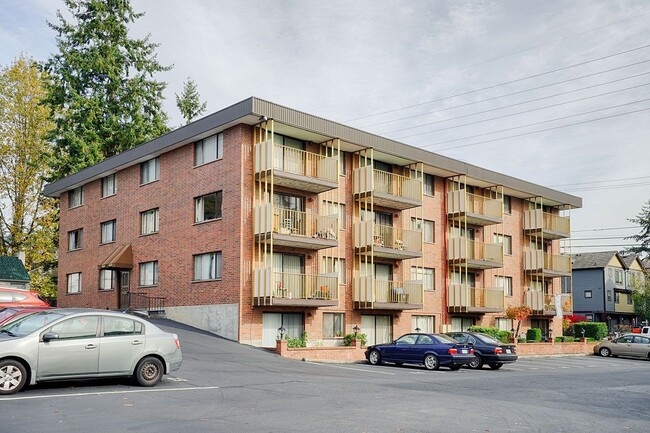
[469,348,474,354]
[448,348,458,354]
[494,347,503,354]
[174,334,181,349]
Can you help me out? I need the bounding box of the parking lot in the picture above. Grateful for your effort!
[2,320,649,433]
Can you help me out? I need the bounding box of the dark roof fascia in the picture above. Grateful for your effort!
[44,96,582,208]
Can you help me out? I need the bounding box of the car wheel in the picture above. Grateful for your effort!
[423,354,439,371]
[368,349,382,366]
[599,347,611,357]
[468,354,483,369]
[448,365,461,371]
[135,356,164,387]
[488,363,503,370]
[0,359,27,395]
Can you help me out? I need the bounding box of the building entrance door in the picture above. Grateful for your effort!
[119,271,130,309]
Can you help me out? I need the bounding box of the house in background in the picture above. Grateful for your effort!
[571,251,642,330]
[0,255,31,290]
[43,97,581,350]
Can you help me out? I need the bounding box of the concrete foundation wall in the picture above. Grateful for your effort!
[166,304,239,341]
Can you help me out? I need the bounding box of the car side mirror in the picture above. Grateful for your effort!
[42,332,59,342]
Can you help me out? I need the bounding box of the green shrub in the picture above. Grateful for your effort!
[554,336,564,342]
[563,336,575,342]
[286,332,307,348]
[467,326,512,343]
[343,333,367,347]
[517,337,526,343]
[573,322,608,340]
[526,328,542,342]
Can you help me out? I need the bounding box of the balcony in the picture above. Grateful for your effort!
[354,221,422,260]
[524,251,571,277]
[252,269,338,307]
[353,166,422,210]
[353,276,423,310]
[254,141,339,193]
[447,238,503,270]
[524,209,570,240]
[447,285,504,313]
[525,292,573,316]
[614,301,635,314]
[254,205,338,250]
[447,190,503,226]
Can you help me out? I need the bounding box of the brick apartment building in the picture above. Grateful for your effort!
[43,97,581,348]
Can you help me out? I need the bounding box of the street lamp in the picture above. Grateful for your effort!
[278,325,286,340]
[548,328,553,342]
[353,325,360,338]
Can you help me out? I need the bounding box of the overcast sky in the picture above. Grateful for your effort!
[2,0,649,254]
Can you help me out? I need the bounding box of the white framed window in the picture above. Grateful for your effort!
[627,293,633,305]
[99,269,115,291]
[139,261,158,286]
[322,201,345,230]
[140,208,159,235]
[67,272,82,294]
[423,174,435,196]
[101,220,116,244]
[101,174,116,197]
[585,314,594,321]
[140,157,160,185]
[194,252,222,280]
[194,133,223,166]
[585,290,592,299]
[493,234,512,255]
[412,315,435,333]
[323,312,345,338]
[195,191,223,223]
[322,257,345,284]
[496,318,513,332]
[411,218,434,243]
[494,275,513,296]
[68,186,83,208]
[68,229,82,251]
[411,267,434,291]
[615,269,624,285]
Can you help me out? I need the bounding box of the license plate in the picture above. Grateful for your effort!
[460,349,468,354]
[505,349,511,354]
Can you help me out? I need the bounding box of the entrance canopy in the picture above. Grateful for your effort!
[100,244,133,269]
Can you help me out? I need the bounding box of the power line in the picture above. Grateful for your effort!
[572,226,639,233]
[563,182,650,192]
[346,44,650,122]
[571,236,638,241]
[393,82,650,139]
[550,176,650,187]
[424,98,650,149]
[367,67,650,130]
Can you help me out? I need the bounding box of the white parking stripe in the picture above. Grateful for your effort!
[0,385,220,401]
[305,362,396,375]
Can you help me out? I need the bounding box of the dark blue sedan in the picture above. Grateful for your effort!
[445,332,518,370]
[364,333,475,370]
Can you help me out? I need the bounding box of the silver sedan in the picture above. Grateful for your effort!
[594,334,650,359]
[0,309,182,395]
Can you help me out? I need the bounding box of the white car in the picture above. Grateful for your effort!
[0,309,182,395]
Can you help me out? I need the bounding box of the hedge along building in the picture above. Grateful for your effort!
[43,97,581,348]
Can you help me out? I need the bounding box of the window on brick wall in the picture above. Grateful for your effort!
[68,229,83,251]
[494,275,513,296]
[411,218,434,243]
[503,195,512,214]
[139,261,158,286]
[195,191,223,223]
[323,313,344,338]
[412,315,435,333]
[101,220,116,244]
[493,234,512,255]
[193,252,222,281]
[140,208,159,235]
[140,157,159,185]
[411,267,434,291]
[99,270,115,291]
[69,186,83,208]
[101,174,116,197]
[67,272,82,294]
[423,174,435,196]
[195,133,223,166]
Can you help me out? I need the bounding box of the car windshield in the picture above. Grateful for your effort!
[0,311,65,337]
[0,308,19,322]
[475,333,502,345]
[435,334,458,344]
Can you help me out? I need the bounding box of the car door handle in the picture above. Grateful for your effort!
[85,344,97,350]
[131,340,143,345]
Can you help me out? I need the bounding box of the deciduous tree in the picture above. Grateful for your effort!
[0,56,58,299]
[45,0,171,179]
[506,305,532,339]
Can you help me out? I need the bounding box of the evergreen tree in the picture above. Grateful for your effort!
[45,0,171,179]
[0,56,59,299]
[175,77,207,125]
[627,199,650,256]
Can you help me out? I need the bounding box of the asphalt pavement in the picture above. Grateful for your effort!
[1,319,649,433]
